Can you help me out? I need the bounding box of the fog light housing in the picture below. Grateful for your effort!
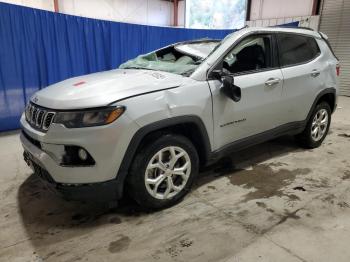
[78,148,88,161]
[61,146,95,166]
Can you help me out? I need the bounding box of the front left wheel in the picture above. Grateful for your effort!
[127,134,199,210]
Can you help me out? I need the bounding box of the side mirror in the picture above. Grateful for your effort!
[221,75,241,102]
[210,60,224,80]
[211,69,222,80]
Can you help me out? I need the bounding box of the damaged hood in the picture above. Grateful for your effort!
[31,69,185,110]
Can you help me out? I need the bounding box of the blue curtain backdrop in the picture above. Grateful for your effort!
[0,3,298,132]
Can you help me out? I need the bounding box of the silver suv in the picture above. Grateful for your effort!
[20,27,339,209]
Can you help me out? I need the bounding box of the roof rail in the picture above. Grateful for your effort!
[296,26,314,31]
[275,26,315,31]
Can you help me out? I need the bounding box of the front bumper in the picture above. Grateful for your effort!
[23,150,119,201]
[20,113,138,184]
[19,110,139,201]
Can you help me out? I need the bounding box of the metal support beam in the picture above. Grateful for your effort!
[312,0,321,15]
[246,0,252,21]
[53,0,59,12]
[173,0,178,26]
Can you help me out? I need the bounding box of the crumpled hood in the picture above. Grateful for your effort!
[31,69,185,109]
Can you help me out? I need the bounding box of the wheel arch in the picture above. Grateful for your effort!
[306,88,336,123]
[316,91,336,113]
[114,115,212,198]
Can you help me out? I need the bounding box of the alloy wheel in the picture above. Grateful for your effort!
[311,108,329,142]
[144,146,191,200]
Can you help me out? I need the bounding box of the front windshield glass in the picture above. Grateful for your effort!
[119,41,219,75]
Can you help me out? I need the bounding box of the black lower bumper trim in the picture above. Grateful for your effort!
[56,180,119,202]
[23,151,120,202]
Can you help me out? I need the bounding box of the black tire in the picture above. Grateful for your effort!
[296,102,331,149]
[127,133,199,210]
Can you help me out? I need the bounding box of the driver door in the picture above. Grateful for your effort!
[208,33,284,150]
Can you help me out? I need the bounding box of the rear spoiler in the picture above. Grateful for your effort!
[319,31,328,40]
[319,31,338,60]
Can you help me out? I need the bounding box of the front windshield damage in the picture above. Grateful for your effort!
[119,40,219,76]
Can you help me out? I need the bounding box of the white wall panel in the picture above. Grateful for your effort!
[148,0,173,26]
[0,0,173,26]
[178,0,185,27]
[246,15,320,31]
[57,0,173,26]
[0,0,54,11]
[250,0,314,20]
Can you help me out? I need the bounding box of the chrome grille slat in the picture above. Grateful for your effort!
[36,110,45,126]
[43,112,55,130]
[29,105,34,123]
[32,108,38,124]
[25,103,55,132]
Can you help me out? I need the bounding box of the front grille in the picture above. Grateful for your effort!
[25,103,56,132]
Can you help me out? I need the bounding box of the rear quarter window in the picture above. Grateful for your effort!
[277,34,320,67]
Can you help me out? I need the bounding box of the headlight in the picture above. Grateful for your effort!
[54,106,125,128]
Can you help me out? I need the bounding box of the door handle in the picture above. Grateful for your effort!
[311,70,320,77]
[265,78,280,87]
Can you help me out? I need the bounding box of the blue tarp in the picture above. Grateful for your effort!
[0,2,299,132]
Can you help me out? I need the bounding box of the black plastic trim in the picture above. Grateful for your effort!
[306,88,336,118]
[23,149,118,202]
[60,145,96,167]
[320,34,339,61]
[56,180,119,202]
[209,121,305,162]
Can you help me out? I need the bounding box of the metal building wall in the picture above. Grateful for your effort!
[0,0,174,26]
[0,0,54,10]
[246,15,320,30]
[58,0,174,26]
[319,0,350,96]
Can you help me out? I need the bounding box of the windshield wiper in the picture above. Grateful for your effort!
[122,66,157,71]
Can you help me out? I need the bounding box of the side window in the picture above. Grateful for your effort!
[222,34,272,75]
[277,34,320,67]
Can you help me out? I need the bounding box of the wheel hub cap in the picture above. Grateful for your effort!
[311,108,329,142]
[144,146,191,200]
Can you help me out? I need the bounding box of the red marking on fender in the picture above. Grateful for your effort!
[73,81,86,86]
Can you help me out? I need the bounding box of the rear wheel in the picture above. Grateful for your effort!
[296,102,331,148]
[127,134,199,210]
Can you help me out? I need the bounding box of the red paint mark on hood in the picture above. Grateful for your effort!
[73,81,86,86]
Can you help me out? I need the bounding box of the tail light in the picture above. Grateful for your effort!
[336,64,340,76]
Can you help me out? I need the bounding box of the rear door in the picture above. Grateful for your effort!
[208,33,284,150]
[277,33,324,123]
